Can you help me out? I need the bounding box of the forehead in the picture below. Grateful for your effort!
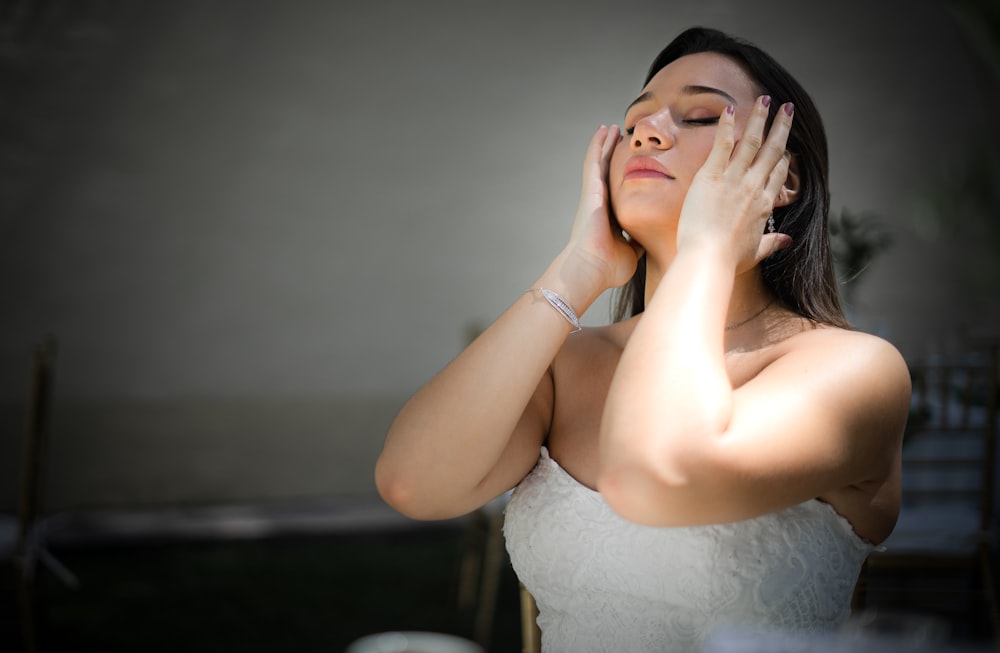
[641,51,759,101]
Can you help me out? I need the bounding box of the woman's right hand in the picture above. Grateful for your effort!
[565,125,645,291]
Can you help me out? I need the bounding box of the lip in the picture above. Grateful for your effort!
[623,156,673,181]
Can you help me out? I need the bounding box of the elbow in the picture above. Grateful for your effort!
[374,456,454,521]
[374,422,435,520]
[597,411,726,525]
[596,457,691,527]
[374,457,431,521]
[595,464,636,521]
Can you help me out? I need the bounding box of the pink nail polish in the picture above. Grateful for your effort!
[784,102,795,117]
[726,104,735,115]
[761,95,772,108]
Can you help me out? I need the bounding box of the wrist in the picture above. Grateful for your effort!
[651,246,735,316]
[673,238,741,274]
[534,248,610,318]
[525,288,582,333]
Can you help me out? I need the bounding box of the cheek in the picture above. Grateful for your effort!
[608,145,628,205]
[681,133,720,176]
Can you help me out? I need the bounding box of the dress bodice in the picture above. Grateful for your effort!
[503,447,875,653]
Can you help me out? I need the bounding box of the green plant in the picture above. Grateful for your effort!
[828,207,893,307]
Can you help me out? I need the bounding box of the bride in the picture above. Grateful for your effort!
[375,26,910,652]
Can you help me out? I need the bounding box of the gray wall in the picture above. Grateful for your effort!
[0,0,988,511]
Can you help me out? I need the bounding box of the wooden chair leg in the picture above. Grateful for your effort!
[15,338,57,653]
[977,546,1000,649]
[472,510,505,648]
[851,559,868,612]
[457,510,486,611]
[519,582,541,653]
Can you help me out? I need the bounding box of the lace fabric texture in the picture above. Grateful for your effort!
[503,447,875,653]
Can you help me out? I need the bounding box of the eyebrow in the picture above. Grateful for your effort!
[625,85,738,116]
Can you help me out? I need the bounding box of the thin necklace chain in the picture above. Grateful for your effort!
[725,299,773,330]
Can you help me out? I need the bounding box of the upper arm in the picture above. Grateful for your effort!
[714,333,910,512]
[376,367,553,522]
[470,368,553,505]
[605,331,911,526]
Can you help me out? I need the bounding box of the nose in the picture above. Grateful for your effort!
[631,111,674,151]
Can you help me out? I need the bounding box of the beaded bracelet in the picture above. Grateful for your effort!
[526,287,582,333]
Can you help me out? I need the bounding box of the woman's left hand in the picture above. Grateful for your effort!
[675,95,794,273]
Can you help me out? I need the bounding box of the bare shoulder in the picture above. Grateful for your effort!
[554,319,635,364]
[782,326,910,380]
[549,321,635,414]
[775,328,911,540]
[770,325,912,426]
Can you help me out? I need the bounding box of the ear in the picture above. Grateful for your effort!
[774,154,801,208]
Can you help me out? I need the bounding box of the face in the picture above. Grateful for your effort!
[609,52,762,243]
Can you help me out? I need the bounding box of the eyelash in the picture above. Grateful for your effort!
[623,116,720,135]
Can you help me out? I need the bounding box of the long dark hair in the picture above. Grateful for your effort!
[613,27,849,329]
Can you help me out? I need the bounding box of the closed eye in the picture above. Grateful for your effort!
[625,116,719,135]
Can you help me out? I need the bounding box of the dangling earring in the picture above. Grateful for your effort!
[767,214,776,233]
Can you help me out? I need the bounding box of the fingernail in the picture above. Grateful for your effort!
[726,104,735,115]
[761,95,772,108]
[783,102,794,117]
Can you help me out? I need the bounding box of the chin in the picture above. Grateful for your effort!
[613,203,679,237]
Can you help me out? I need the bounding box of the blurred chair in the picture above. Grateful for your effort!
[859,342,999,640]
[2,337,78,653]
[457,491,509,649]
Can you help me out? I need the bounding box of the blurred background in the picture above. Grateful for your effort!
[1,0,997,651]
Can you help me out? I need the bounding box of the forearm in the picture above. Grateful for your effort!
[600,247,736,491]
[376,249,606,516]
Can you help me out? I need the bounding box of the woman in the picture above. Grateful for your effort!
[375,26,911,652]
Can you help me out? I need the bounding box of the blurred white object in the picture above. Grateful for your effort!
[345,631,485,653]
[702,609,987,653]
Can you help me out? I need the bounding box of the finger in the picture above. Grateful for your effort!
[599,124,620,180]
[755,232,793,263]
[700,103,737,176]
[763,151,792,205]
[584,125,608,169]
[730,95,771,171]
[602,123,621,162]
[753,102,794,175]
[581,125,610,194]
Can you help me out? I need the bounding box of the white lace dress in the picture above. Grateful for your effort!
[503,447,875,653]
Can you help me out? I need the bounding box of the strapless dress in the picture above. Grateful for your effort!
[503,447,875,652]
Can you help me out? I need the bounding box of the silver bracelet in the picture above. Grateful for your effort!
[527,287,582,333]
